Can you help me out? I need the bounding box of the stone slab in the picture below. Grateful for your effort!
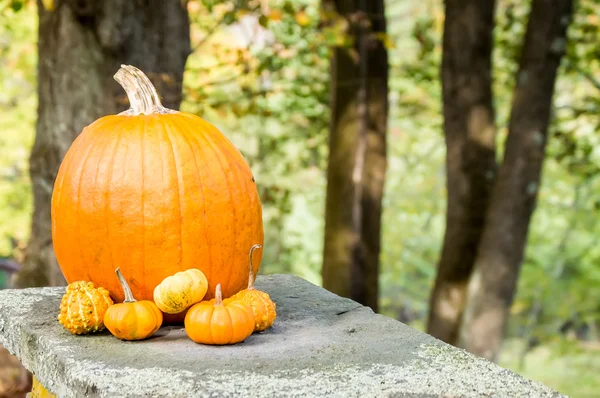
[0,274,563,397]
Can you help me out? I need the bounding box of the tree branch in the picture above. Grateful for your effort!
[192,22,224,52]
[574,66,600,92]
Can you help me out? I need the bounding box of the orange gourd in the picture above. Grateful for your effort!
[230,244,276,332]
[58,281,113,335]
[184,284,254,345]
[104,268,163,341]
[51,65,264,317]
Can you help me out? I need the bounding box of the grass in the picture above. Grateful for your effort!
[500,338,600,398]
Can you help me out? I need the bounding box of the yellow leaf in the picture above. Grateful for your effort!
[295,11,311,27]
[510,300,528,315]
[375,32,396,50]
[320,10,338,22]
[187,1,201,13]
[268,9,284,22]
[41,0,55,11]
[347,48,360,63]
[235,9,249,19]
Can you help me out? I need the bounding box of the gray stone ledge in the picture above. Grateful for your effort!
[0,274,563,397]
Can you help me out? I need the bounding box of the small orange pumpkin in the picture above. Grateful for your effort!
[230,244,276,332]
[58,281,113,335]
[184,283,254,345]
[51,65,264,318]
[104,268,163,341]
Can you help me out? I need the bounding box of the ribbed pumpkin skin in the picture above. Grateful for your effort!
[104,300,163,341]
[184,298,255,345]
[51,112,264,316]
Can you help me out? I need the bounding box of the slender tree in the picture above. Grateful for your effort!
[13,0,190,288]
[322,0,389,311]
[427,0,497,344]
[459,0,574,361]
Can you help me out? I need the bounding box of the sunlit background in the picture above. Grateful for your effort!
[0,0,599,396]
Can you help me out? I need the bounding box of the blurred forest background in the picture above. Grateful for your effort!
[0,0,599,396]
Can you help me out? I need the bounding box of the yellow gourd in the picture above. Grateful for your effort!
[153,268,208,314]
[57,281,113,335]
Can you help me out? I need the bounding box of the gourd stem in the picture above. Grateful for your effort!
[113,65,169,116]
[247,244,262,290]
[215,284,223,306]
[115,267,136,303]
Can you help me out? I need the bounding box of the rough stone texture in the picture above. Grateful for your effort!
[0,274,563,398]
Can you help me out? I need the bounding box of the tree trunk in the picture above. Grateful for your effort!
[12,0,190,288]
[458,0,574,361]
[322,0,388,312]
[426,0,497,344]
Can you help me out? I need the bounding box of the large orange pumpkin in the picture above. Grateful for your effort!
[51,65,264,319]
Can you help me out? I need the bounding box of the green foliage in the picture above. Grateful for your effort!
[503,0,600,348]
[385,0,600,362]
[500,338,600,398]
[379,0,444,324]
[182,0,329,283]
[552,0,600,178]
[0,1,598,394]
[0,1,36,259]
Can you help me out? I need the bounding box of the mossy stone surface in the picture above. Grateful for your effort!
[0,274,563,397]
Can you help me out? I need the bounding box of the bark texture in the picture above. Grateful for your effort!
[322,0,388,311]
[459,0,574,361]
[12,0,190,288]
[427,0,497,344]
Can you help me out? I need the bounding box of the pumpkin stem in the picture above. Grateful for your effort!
[115,267,136,303]
[247,244,262,290]
[214,283,223,306]
[113,65,175,116]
